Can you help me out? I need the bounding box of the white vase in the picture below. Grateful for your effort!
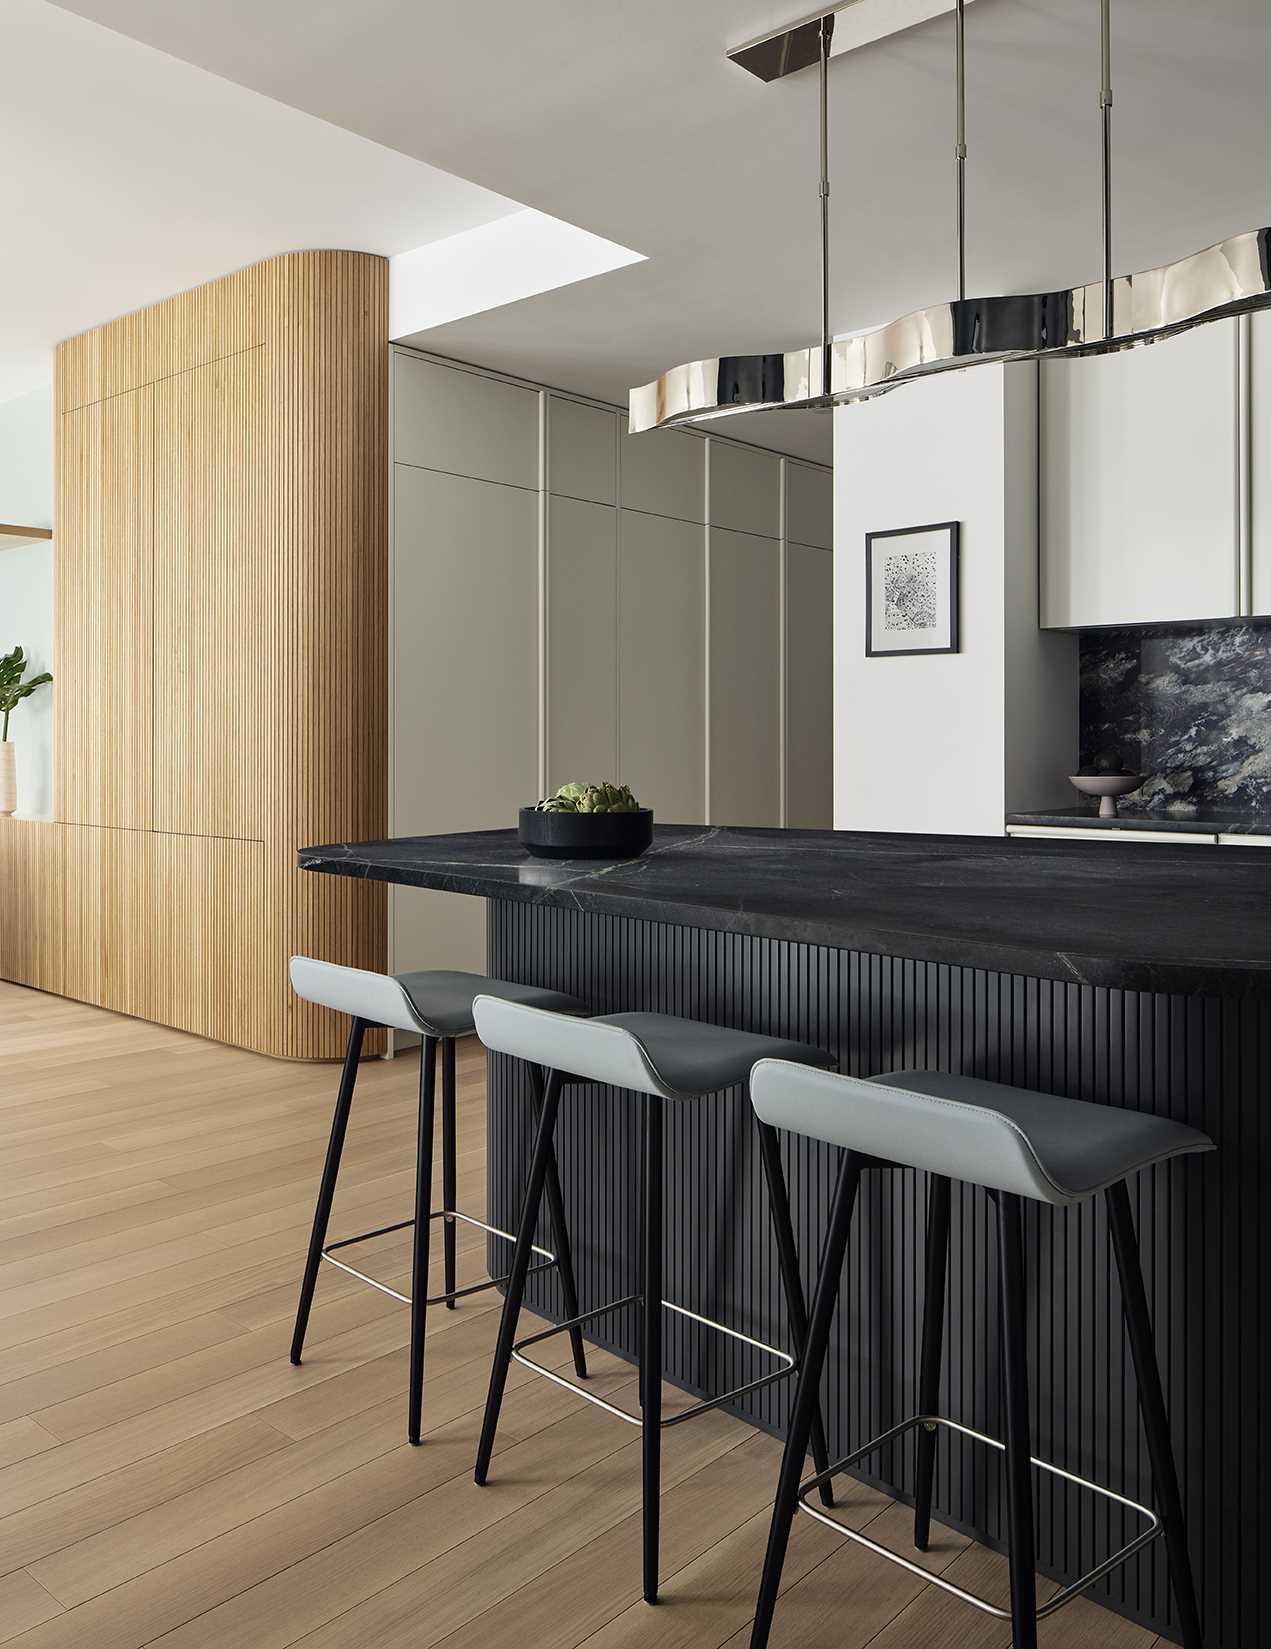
[0,743,15,815]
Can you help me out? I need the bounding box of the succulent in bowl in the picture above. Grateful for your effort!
[536,780,641,815]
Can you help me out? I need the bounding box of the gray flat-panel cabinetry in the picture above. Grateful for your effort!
[549,398,617,506]
[390,347,834,977]
[1040,321,1240,628]
[785,541,833,828]
[394,354,538,489]
[618,510,705,823]
[709,526,781,826]
[548,495,618,788]
[709,440,782,538]
[785,463,833,550]
[392,462,539,973]
[620,425,704,522]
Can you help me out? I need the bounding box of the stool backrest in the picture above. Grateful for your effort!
[289,955,425,1034]
[473,996,666,1097]
[750,1058,1076,1205]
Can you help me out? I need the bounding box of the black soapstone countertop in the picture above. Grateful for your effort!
[299,824,1271,997]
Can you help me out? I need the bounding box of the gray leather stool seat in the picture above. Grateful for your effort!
[286,956,588,1447]
[745,1058,1214,1649]
[469,995,836,1607]
[751,1064,1213,1206]
[289,956,583,1039]
[473,1001,834,1100]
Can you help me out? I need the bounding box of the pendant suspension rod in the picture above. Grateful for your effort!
[955,0,966,302]
[818,12,834,393]
[1100,0,1113,339]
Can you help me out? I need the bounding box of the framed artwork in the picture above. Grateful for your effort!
[865,521,960,657]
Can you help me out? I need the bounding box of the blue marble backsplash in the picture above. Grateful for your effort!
[1081,622,1271,810]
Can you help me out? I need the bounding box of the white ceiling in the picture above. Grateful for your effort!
[0,0,524,401]
[32,1,1271,463]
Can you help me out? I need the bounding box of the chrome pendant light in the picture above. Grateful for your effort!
[630,0,1271,434]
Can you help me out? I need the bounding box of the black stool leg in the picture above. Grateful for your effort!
[914,1173,952,1550]
[996,1191,1038,1649]
[642,1093,664,1604]
[441,1038,458,1309]
[1107,1181,1204,1649]
[290,1017,366,1365]
[754,1117,835,1509]
[475,1069,564,1485]
[408,1037,439,1444]
[528,1065,588,1379]
[750,1151,861,1649]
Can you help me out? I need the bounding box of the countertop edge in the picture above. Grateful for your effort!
[299,849,1271,1000]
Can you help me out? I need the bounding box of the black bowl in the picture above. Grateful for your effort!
[518,806,654,860]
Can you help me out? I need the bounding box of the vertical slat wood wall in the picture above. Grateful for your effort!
[0,250,390,1058]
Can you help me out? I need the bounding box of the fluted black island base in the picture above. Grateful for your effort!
[300,826,1269,1646]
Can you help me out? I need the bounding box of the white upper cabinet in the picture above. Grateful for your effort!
[1040,321,1240,629]
[708,440,781,538]
[1247,313,1271,615]
[786,463,833,549]
[620,425,704,522]
[548,397,617,506]
[393,355,538,490]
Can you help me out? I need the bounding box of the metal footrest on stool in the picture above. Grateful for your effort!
[322,1210,558,1308]
[797,1412,1162,1620]
[512,1294,796,1425]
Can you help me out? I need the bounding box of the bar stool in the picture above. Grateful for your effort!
[470,996,839,1604]
[744,1060,1213,1649]
[287,957,588,1444]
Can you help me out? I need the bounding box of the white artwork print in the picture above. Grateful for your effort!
[883,549,939,632]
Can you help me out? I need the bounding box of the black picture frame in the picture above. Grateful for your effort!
[864,520,960,657]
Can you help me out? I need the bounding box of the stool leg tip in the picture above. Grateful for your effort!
[289,1354,302,1367]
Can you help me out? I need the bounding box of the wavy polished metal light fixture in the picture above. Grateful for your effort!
[629,1,1271,434]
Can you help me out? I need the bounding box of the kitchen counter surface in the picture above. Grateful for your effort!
[300,823,1271,996]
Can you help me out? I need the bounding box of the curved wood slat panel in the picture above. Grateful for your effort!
[47,250,387,1058]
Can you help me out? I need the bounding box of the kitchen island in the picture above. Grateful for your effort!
[301,825,1268,1646]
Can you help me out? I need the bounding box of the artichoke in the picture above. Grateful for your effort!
[536,780,641,814]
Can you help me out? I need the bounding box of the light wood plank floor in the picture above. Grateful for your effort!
[0,982,1167,1649]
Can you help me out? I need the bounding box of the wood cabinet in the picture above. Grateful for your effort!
[65,826,264,1044]
[1040,321,1240,628]
[36,251,389,1059]
[0,820,64,993]
[709,526,781,826]
[56,388,154,829]
[153,349,268,840]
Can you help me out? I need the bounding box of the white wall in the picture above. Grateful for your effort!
[0,384,55,816]
[834,363,1076,836]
